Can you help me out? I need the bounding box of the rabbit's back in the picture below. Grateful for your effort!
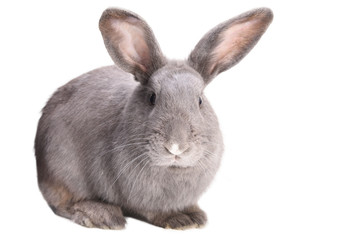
[35,65,137,199]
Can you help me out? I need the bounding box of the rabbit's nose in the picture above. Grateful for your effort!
[165,143,189,156]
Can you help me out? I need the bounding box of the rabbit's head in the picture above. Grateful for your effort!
[99,8,273,168]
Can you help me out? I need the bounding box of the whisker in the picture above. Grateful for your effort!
[106,151,148,192]
[126,155,149,181]
[128,159,151,201]
[203,149,218,158]
[99,142,148,158]
[196,159,207,173]
[111,133,151,146]
[111,142,149,151]
[200,155,218,173]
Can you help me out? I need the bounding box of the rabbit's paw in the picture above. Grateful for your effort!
[153,206,207,230]
[70,201,126,230]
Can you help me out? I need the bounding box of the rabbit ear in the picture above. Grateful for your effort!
[99,8,166,84]
[188,8,273,84]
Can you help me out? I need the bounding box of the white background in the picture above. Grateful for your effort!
[1,0,359,239]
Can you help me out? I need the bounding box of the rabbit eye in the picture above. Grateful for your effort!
[199,96,203,105]
[150,92,156,105]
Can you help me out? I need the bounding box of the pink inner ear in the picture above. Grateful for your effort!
[110,18,150,72]
[209,18,262,75]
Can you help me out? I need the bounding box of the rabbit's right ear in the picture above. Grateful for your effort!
[188,8,273,84]
[99,8,166,84]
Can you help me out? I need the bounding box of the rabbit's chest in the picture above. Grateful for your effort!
[126,168,210,212]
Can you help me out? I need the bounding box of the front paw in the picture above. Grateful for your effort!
[71,201,126,230]
[153,206,207,230]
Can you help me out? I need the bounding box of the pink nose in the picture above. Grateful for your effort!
[165,143,188,155]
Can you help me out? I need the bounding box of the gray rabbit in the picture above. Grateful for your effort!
[35,7,273,230]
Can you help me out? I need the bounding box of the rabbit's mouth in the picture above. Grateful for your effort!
[151,147,202,168]
[158,159,197,168]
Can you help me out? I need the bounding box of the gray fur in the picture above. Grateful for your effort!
[35,7,273,229]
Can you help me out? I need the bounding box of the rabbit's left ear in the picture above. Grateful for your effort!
[99,8,166,84]
[188,8,273,84]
